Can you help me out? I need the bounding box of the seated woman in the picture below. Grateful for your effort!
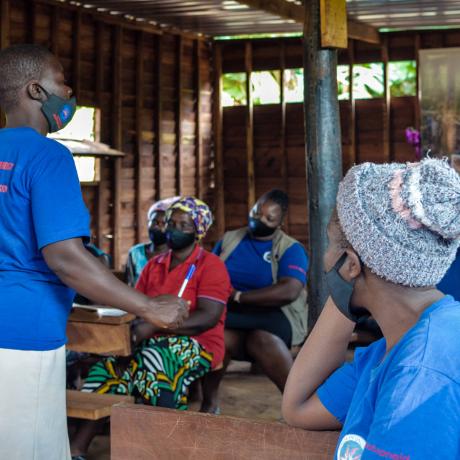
[125,196,179,286]
[70,197,231,460]
[201,189,309,413]
[282,159,460,458]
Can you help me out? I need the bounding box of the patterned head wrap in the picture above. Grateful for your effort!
[147,196,180,224]
[166,196,213,241]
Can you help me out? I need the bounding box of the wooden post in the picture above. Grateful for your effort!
[154,35,163,200]
[382,35,391,163]
[280,40,290,231]
[0,0,9,50]
[112,26,123,270]
[414,33,421,132]
[348,39,356,167]
[195,40,203,198]
[213,43,225,237]
[95,22,104,250]
[245,41,255,212]
[135,31,145,243]
[175,35,183,196]
[304,0,344,326]
[72,10,82,101]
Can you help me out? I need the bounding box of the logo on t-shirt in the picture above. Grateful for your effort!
[337,434,366,460]
[263,251,271,263]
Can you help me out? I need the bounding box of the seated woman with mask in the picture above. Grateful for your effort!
[70,197,231,460]
[283,159,460,459]
[200,189,309,413]
[125,196,179,286]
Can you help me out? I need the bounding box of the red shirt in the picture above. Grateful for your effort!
[136,245,231,368]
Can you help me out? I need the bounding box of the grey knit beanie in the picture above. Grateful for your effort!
[336,158,460,287]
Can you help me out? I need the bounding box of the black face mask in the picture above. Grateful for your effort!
[325,252,366,323]
[248,217,276,238]
[39,86,76,133]
[149,228,167,246]
[165,228,196,250]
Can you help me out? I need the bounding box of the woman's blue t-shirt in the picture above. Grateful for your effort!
[0,127,90,351]
[318,295,460,459]
[213,235,308,290]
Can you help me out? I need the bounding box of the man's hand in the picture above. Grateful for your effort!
[142,294,189,329]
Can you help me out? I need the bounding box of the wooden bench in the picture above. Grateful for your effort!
[67,390,134,421]
[111,404,339,460]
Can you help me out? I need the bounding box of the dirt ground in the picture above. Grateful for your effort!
[86,361,282,460]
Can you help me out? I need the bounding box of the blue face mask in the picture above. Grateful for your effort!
[39,86,76,133]
[325,252,366,322]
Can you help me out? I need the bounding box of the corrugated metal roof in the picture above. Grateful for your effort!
[62,0,460,36]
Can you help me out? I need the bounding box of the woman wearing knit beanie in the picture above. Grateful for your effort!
[282,159,460,459]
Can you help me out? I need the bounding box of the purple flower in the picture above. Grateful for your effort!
[405,127,421,160]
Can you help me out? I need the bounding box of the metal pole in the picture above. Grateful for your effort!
[304,0,343,328]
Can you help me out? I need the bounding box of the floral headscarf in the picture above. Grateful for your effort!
[147,196,180,224]
[166,196,213,241]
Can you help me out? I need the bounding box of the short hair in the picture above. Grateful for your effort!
[0,44,53,111]
[261,189,289,216]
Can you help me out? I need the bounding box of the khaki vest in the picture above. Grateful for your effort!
[220,227,308,346]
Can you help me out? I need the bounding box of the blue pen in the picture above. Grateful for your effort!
[178,264,196,297]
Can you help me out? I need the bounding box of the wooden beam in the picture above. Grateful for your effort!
[135,31,145,243]
[154,35,163,200]
[195,40,203,199]
[245,41,255,213]
[112,25,123,270]
[212,43,225,237]
[235,0,380,45]
[175,35,183,196]
[0,0,9,50]
[304,0,343,325]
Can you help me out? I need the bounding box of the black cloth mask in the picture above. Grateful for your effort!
[165,228,195,250]
[149,228,167,246]
[39,86,76,133]
[325,252,363,322]
[248,217,276,238]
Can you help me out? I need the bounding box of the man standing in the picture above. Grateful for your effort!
[0,44,188,459]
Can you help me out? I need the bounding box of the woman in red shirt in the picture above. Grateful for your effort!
[71,197,231,460]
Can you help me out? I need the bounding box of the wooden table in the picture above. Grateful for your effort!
[66,305,135,356]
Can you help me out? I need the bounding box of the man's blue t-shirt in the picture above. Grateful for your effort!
[213,235,308,290]
[438,248,460,300]
[318,295,460,459]
[0,127,90,351]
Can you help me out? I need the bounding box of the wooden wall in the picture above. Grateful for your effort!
[214,30,460,248]
[0,0,214,269]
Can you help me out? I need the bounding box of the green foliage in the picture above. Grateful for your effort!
[389,60,417,97]
[222,73,247,106]
[353,63,384,99]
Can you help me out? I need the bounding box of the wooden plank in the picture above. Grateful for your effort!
[235,0,380,45]
[72,9,82,100]
[0,0,9,49]
[50,6,59,55]
[175,35,183,196]
[111,404,340,460]
[66,321,132,356]
[348,39,357,167]
[135,31,144,242]
[67,390,134,421]
[414,33,421,131]
[213,44,225,236]
[154,34,163,200]
[112,25,123,270]
[245,41,255,212]
[27,0,36,43]
[320,0,347,49]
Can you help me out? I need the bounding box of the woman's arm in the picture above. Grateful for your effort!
[42,238,188,329]
[282,297,355,430]
[132,298,225,343]
[236,277,303,307]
